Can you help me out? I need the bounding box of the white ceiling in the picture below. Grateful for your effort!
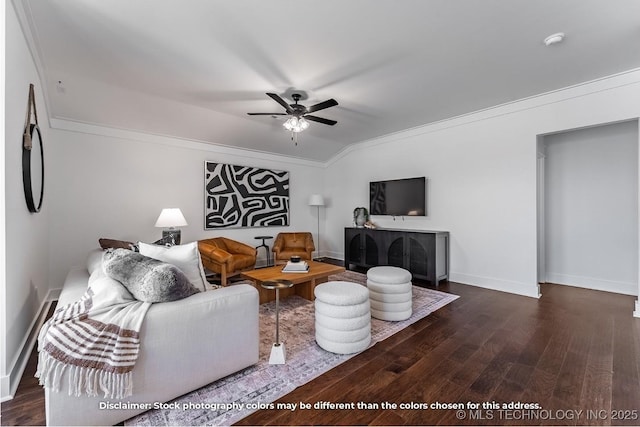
[19,0,640,162]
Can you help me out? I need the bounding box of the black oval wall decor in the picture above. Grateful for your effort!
[22,123,44,213]
[22,84,44,213]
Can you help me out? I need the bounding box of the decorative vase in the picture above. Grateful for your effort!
[355,208,367,228]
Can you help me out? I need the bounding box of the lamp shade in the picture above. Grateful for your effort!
[308,194,325,206]
[155,208,188,228]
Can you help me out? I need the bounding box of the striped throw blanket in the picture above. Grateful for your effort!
[36,272,151,399]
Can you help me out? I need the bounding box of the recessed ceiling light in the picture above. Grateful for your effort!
[544,32,565,46]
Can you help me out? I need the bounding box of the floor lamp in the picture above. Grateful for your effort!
[308,194,325,261]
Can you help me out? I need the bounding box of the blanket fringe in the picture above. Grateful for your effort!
[36,351,133,399]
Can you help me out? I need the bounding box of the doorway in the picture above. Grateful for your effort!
[537,120,639,295]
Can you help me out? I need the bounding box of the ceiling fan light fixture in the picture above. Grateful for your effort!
[283,116,309,132]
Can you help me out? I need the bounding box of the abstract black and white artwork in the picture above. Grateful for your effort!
[204,162,290,229]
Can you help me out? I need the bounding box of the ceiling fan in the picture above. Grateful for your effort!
[248,93,338,132]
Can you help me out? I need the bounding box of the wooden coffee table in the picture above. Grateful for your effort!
[241,261,345,304]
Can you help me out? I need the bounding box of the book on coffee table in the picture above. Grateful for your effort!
[282,261,310,273]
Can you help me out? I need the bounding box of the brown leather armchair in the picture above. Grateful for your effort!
[272,232,315,265]
[198,237,257,286]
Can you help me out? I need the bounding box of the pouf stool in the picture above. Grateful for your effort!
[314,281,371,354]
[367,266,413,321]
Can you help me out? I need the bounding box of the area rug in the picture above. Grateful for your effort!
[126,271,458,426]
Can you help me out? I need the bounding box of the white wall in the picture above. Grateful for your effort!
[47,124,325,291]
[2,1,52,400]
[325,70,640,300]
[544,121,638,295]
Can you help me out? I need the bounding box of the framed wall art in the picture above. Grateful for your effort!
[204,162,290,229]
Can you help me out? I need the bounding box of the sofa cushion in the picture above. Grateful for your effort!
[103,248,200,303]
[138,241,208,292]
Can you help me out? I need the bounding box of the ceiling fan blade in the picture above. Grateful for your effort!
[266,93,294,114]
[247,113,287,115]
[305,115,337,126]
[307,98,338,113]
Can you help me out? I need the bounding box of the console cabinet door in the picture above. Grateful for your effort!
[344,228,362,268]
[383,231,405,269]
[363,230,381,267]
[407,233,433,281]
[344,227,448,285]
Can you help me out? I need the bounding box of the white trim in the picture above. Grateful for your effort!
[449,272,541,299]
[637,119,640,317]
[50,118,326,169]
[545,273,637,296]
[326,68,640,167]
[536,141,546,284]
[10,0,52,128]
[1,291,54,402]
[334,252,541,299]
[0,376,11,403]
[0,0,7,405]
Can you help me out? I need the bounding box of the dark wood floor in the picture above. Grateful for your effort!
[3,273,640,426]
[237,280,640,426]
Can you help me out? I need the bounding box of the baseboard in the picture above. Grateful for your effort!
[634,300,640,318]
[1,290,55,402]
[334,253,541,298]
[0,374,11,402]
[449,272,541,299]
[544,272,637,296]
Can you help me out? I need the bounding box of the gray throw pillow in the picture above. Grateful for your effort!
[103,248,200,303]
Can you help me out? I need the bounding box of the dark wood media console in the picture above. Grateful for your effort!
[344,227,449,285]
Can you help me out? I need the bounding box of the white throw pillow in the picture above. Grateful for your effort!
[86,248,105,275]
[138,241,208,292]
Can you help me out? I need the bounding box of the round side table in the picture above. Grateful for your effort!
[254,235,273,267]
[261,279,294,364]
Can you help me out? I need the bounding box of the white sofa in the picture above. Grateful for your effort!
[45,250,260,426]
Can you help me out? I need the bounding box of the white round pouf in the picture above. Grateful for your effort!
[366,266,413,321]
[314,281,371,354]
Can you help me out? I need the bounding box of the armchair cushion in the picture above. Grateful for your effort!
[205,247,233,264]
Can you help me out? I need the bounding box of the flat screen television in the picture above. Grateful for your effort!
[369,177,426,216]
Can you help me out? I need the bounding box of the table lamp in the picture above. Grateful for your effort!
[155,208,188,245]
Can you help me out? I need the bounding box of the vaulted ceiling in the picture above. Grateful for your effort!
[18,0,640,161]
